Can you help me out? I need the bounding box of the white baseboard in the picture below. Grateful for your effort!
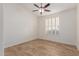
[4,36,37,48]
[38,37,76,46]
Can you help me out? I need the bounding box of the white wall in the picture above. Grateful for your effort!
[38,8,76,45]
[0,4,3,55]
[3,4,77,48]
[3,4,37,48]
[77,4,79,50]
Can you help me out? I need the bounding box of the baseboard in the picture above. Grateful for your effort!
[38,38,76,48]
[4,37,37,48]
[5,37,77,49]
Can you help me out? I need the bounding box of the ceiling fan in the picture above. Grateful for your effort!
[33,3,51,14]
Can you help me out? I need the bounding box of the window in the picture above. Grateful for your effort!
[45,16,59,34]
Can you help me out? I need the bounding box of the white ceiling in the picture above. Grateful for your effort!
[18,3,76,16]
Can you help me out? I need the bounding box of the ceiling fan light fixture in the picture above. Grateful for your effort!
[39,8,44,13]
[33,3,51,15]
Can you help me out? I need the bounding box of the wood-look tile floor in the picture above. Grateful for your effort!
[4,39,79,56]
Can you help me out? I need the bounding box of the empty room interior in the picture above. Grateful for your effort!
[1,3,79,56]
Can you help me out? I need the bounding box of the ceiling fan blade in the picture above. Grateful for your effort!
[44,3,50,8]
[32,10,38,12]
[45,9,51,12]
[34,4,39,8]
